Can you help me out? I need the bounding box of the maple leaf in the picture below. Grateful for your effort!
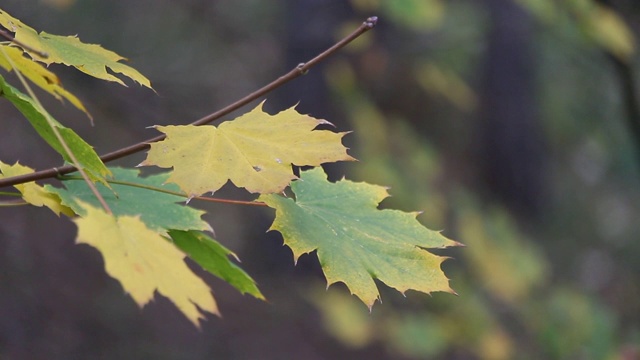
[0,45,91,119]
[259,167,461,308]
[141,102,354,197]
[47,167,210,233]
[0,74,110,184]
[169,230,265,300]
[73,201,218,327]
[0,161,74,216]
[0,8,151,88]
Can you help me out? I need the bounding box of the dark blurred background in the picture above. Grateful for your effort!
[1,0,640,359]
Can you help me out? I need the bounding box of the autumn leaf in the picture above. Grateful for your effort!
[169,230,265,300]
[0,74,110,183]
[259,167,461,308]
[0,161,74,216]
[0,44,91,119]
[47,167,210,233]
[141,102,354,197]
[73,201,218,327]
[0,8,151,88]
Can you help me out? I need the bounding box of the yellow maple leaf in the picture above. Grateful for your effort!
[0,161,74,216]
[141,102,355,197]
[0,45,91,119]
[73,201,218,327]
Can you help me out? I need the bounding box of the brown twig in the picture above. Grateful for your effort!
[0,16,378,189]
[0,28,49,58]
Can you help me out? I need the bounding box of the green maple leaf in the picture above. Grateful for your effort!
[47,167,210,233]
[259,167,461,308]
[169,230,265,300]
[0,74,110,184]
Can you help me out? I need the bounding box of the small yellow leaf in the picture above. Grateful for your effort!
[0,45,91,119]
[0,161,74,216]
[141,102,355,196]
[73,201,218,327]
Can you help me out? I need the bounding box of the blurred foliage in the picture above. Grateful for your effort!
[2,0,640,359]
[315,0,640,358]
[517,0,636,61]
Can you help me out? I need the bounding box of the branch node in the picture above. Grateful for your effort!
[296,63,308,75]
[364,16,378,29]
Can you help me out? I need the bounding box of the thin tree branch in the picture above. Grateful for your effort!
[0,16,378,189]
[0,28,49,58]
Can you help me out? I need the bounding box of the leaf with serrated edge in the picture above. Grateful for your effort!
[47,168,210,234]
[73,201,218,327]
[259,167,461,308]
[169,230,265,300]
[0,74,110,184]
[0,8,151,88]
[141,101,354,197]
[0,161,74,216]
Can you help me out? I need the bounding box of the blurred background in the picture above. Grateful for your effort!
[1,0,640,359]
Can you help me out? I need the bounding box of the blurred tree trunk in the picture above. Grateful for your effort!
[477,0,547,219]
[596,0,640,166]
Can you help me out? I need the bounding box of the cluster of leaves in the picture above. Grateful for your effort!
[0,8,460,326]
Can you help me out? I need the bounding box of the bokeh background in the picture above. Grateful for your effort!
[1,0,640,359]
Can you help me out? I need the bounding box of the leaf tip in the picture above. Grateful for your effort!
[205,223,216,237]
[316,118,336,127]
[452,240,466,247]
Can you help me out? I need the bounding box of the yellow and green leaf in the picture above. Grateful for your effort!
[260,167,461,308]
[0,8,151,88]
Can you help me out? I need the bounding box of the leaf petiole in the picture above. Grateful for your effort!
[0,191,28,206]
[58,175,268,207]
[0,191,22,197]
